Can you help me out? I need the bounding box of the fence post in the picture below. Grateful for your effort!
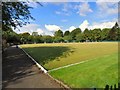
[110,85,112,90]
[105,85,109,90]
[114,84,116,90]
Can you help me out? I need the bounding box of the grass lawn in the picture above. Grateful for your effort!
[20,42,118,88]
[49,53,118,88]
[20,42,118,70]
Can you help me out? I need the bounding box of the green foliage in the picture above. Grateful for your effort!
[2,30,20,44]
[64,31,70,36]
[3,22,120,45]
[108,22,119,41]
[75,33,85,42]
[28,35,34,43]
[19,32,30,44]
[101,28,111,41]
[92,28,102,41]
[64,35,73,42]
[70,28,82,40]
[42,35,53,43]
[83,28,91,41]
[2,2,34,31]
[54,30,64,42]
[54,30,63,37]
[54,37,64,43]
[32,32,39,36]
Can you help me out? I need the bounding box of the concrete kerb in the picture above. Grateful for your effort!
[47,72,71,89]
[18,46,70,89]
[19,46,47,73]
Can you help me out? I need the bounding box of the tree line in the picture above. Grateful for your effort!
[2,2,120,49]
[2,22,120,45]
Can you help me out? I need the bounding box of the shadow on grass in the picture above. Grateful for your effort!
[24,46,74,65]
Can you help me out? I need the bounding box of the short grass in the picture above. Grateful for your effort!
[20,42,118,88]
[49,53,118,88]
[20,42,118,70]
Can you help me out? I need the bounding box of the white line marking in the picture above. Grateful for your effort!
[48,54,111,72]
[19,46,47,73]
[48,60,89,72]
[19,46,70,88]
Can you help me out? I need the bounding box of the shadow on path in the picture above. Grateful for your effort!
[2,46,66,88]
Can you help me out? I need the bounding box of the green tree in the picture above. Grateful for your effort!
[83,28,91,41]
[75,33,85,42]
[32,32,39,36]
[54,37,64,43]
[54,30,63,37]
[28,35,34,43]
[70,28,81,40]
[92,28,102,42]
[2,2,34,31]
[19,32,30,44]
[32,32,39,43]
[117,27,120,41]
[101,28,111,41]
[42,35,53,43]
[108,22,119,41]
[2,30,20,44]
[2,2,42,48]
[64,35,73,42]
[64,31,70,36]
[54,30,64,42]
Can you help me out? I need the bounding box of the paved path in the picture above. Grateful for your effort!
[2,46,66,89]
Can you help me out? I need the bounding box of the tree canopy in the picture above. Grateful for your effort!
[2,2,120,46]
[2,2,34,31]
[54,30,63,37]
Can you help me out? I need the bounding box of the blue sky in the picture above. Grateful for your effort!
[15,1,118,35]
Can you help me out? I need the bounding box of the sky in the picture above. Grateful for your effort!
[14,1,118,36]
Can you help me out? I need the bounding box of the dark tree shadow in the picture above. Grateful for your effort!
[2,47,41,88]
[2,46,74,88]
[23,46,74,66]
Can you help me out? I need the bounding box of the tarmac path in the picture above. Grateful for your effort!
[2,46,66,89]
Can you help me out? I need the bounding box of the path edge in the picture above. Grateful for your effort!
[19,46,70,89]
[19,46,47,73]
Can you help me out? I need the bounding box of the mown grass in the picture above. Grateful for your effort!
[21,42,118,70]
[49,53,118,88]
[22,46,71,67]
[20,42,118,88]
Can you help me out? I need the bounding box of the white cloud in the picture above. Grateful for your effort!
[79,20,116,31]
[79,20,89,31]
[75,2,93,16]
[96,1,118,16]
[26,2,39,8]
[14,24,44,35]
[55,3,72,16]
[69,26,76,32]
[96,0,119,2]
[88,21,115,30]
[36,28,44,35]
[62,3,72,12]
[55,10,70,16]
[45,24,61,32]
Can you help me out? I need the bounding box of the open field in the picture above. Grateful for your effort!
[20,42,118,88]
[49,53,118,88]
[21,42,118,70]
